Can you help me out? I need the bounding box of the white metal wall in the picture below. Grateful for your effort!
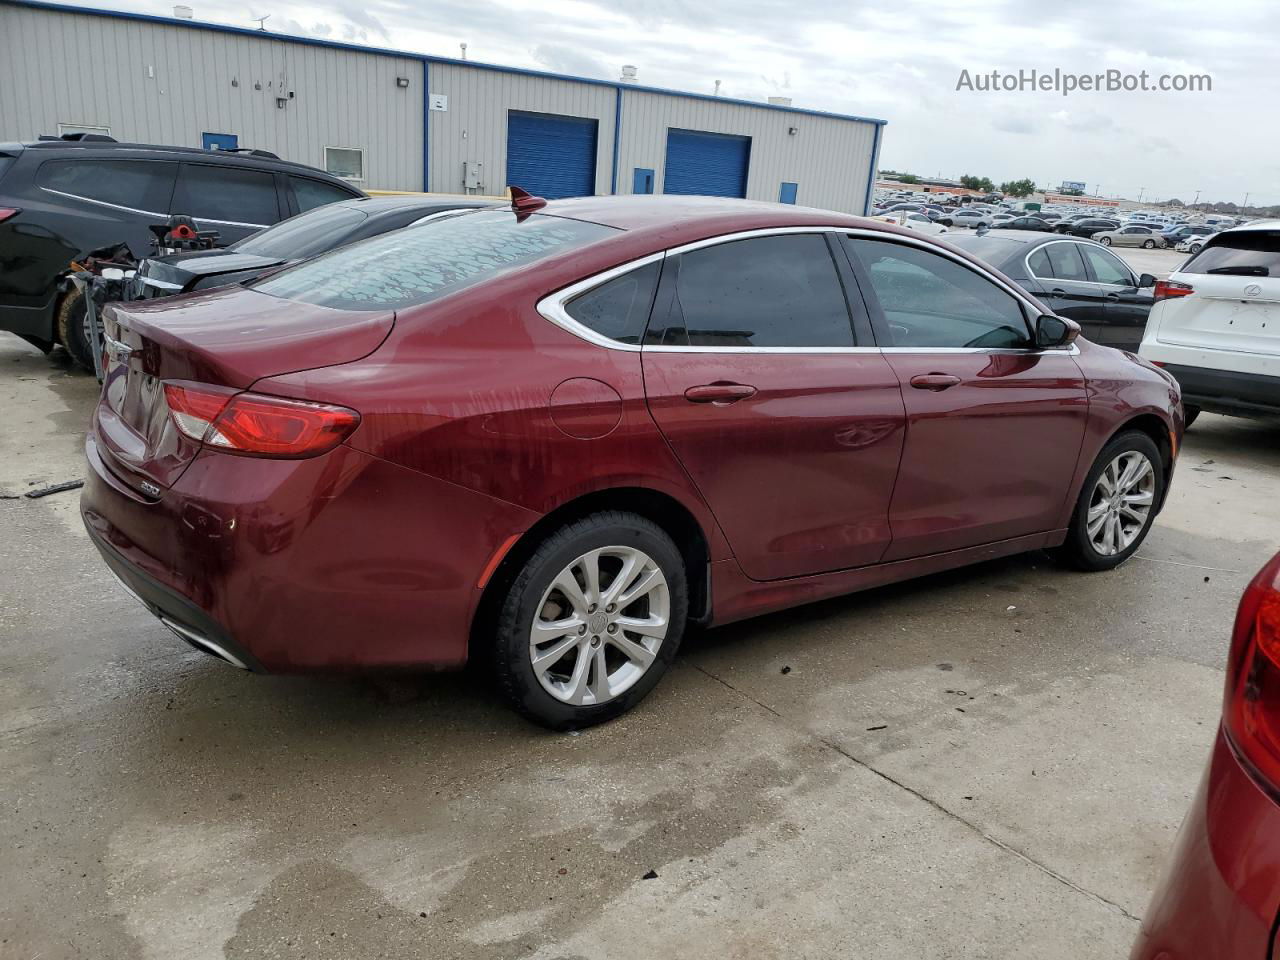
[0,4,425,190]
[617,89,879,213]
[425,62,616,197]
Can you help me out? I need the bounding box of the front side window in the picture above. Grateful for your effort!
[846,237,1030,349]
[1181,232,1280,277]
[174,164,279,225]
[325,147,364,181]
[37,159,176,212]
[1079,244,1133,285]
[253,210,617,311]
[659,234,855,348]
[1029,242,1089,282]
[564,261,661,345]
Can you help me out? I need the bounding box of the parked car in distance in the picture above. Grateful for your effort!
[1161,224,1214,244]
[1174,233,1215,255]
[1001,216,1053,232]
[872,212,949,236]
[1139,220,1280,425]
[0,134,364,369]
[1056,217,1122,238]
[133,196,490,300]
[81,195,1181,729]
[1093,225,1164,248]
[1131,550,1280,960]
[947,229,1158,351]
[938,208,992,229]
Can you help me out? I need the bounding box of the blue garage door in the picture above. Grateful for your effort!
[506,111,598,199]
[663,129,751,198]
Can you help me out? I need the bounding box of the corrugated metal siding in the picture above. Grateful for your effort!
[663,129,750,197]
[0,5,425,190]
[426,62,615,196]
[618,89,878,214]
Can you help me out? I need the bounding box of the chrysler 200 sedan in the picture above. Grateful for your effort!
[81,195,1183,728]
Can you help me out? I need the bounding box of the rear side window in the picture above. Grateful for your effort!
[846,236,1030,349]
[253,210,617,311]
[1079,244,1133,285]
[174,164,279,225]
[564,261,661,345]
[37,158,176,213]
[290,176,358,213]
[658,234,855,348]
[1182,233,1280,277]
[1029,242,1089,282]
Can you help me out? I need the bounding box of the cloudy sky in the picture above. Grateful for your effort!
[65,0,1279,205]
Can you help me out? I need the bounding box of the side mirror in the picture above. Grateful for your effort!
[1138,273,1156,288]
[1035,314,1080,349]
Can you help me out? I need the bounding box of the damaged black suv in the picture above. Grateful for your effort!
[0,134,363,368]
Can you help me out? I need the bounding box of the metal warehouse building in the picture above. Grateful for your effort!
[0,0,885,213]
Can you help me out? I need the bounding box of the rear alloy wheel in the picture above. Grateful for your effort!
[1142,239,1156,249]
[493,512,688,729]
[1055,430,1164,571]
[1100,236,1113,246]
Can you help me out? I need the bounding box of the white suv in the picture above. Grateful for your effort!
[1139,220,1280,426]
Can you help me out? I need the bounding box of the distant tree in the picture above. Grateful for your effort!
[899,173,919,184]
[960,174,995,192]
[1165,198,1184,207]
[1001,178,1036,197]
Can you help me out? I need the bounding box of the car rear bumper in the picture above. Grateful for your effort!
[1161,362,1280,417]
[81,429,540,672]
[1130,729,1280,960]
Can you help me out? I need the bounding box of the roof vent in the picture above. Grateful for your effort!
[767,96,792,107]
[173,5,193,17]
[620,65,638,83]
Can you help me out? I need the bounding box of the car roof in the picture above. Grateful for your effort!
[332,195,491,214]
[536,195,868,236]
[13,138,341,177]
[1221,218,1280,234]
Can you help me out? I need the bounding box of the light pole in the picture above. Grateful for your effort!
[1243,192,1251,210]
[1137,186,1145,203]
[1193,190,1200,206]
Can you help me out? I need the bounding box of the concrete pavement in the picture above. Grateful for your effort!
[2,336,1277,960]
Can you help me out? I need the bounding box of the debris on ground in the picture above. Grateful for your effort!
[24,479,84,499]
[642,869,658,880]
[780,665,791,675]
[866,725,887,732]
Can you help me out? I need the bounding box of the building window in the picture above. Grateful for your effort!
[58,122,111,138]
[325,147,365,182]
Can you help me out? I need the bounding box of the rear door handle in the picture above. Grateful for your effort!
[1050,288,1067,296]
[909,373,962,391]
[684,382,757,404]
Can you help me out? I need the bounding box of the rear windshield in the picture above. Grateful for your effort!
[252,210,617,311]
[1181,231,1280,277]
[943,235,1025,264]
[232,204,367,260]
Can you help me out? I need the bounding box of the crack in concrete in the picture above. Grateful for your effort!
[691,663,1143,925]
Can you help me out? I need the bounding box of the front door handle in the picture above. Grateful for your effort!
[684,382,757,404]
[1050,288,1067,296]
[1106,292,1121,301]
[909,373,962,391]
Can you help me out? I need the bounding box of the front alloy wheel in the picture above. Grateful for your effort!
[1085,451,1155,556]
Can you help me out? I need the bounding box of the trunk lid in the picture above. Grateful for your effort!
[94,286,392,493]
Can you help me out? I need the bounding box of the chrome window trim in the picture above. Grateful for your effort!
[39,187,166,219]
[537,225,1071,355]
[193,215,272,229]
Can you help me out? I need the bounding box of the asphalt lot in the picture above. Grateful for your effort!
[3,284,1278,958]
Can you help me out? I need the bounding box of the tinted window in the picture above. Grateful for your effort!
[564,261,661,345]
[663,234,854,348]
[1182,232,1280,277]
[1030,242,1089,281]
[1079,244,1133,285]
[174,164,279,225]
[232,204,367,260]
[846,237,1030,349]
[37,159,175,212]
[254,210,616,311]
[943,234,1025,265]
[290,176,357,213]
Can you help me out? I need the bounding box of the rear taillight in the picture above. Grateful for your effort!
[1153,279,1194,302]
[1224,554,1280,792]
[163,382,359,458]
[0,207,21,223]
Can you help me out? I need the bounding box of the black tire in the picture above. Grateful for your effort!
[492,511,688,730]
[55,287,97,372]
[1183,405,1201,429]
[1053,430,1164,572]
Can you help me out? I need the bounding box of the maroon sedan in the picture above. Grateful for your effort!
[81,195,1182,728]
[1132,552,1280,960]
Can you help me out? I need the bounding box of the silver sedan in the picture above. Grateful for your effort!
[1091,225,1164,248]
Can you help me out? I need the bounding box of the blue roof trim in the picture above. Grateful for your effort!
[610,88,621,195]
[2,0,888,128]
[422,60,429,191]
